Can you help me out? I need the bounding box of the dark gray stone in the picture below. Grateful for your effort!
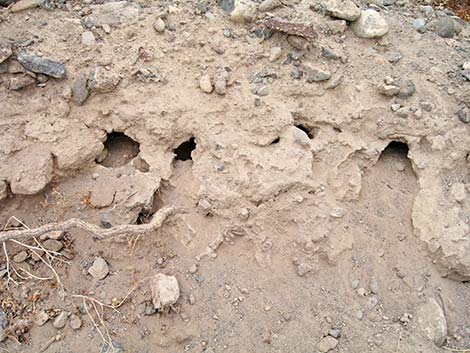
[217,0,234,13]
[321,47,338,60]
[72,72,89,106]
[17,51,66,78]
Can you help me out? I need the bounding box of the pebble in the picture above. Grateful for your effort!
[229,0,257,23]
[88,66,120,93]
[328,328,341,338]
[256,85,269,96]
[33,310,49,326]
[100,213,112,228]
[379,84,400,96]
[0,180,7,201]
[102,24,111,34]
[69,314,82,330]
[88,257,109,280]
[357,287,367,296]
[0,40,12,64]
[326,20,347,34]
[325,74,343,89]
[199,74,213,93]
[43,239,63,252]
[188,264,198,274]
[413,18,426,33]
[72,72,89,106]
[150,273,180,310]
[287,35,308,51]
[434,17,456,38]
[356,310,364,320]
[17,51,66,78]
[305,66,331,82]
[259,0,280,12]
[8,74,36,90]
[321,47,338,60]
[351,10,389,39]
[0,310,7,339]
[81,31,96,46]
[398,79,416,98]
[13,251,28,263]
[213,73,227,95]
[317,336,338,352]
[269,47,282,62]
[457,107,469,124]
[367,296,379,309]
[153,17,166,33]
[100,341,124,353]
[420,5,434,15]
[324,0,361,21]
[53,311,68,329]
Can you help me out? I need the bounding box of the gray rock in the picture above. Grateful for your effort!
[8,74,36,90]
[413,18,426,33]
[420,5,434,15]
[10,0,41,12]
[81,31,96,46]
[317,336,338,352]
[462,70,470,81]
[84,2,141,28]
[217,0,235,13]
[256,85,269,96]
[328,327,341,338]
[305,66,331,82]
[43,239,63,252]
[0,310,7,340]
[417,298,447,346]
[367,296,379,309]
[88,257,109,280]
[72,72,89,106]
[53,311,68,329]
[324,0,361,21]
[259,0,280,12]
[398,79,416,98]
[17,51,66,78]
[382,0,394,5]
[457,107,469,123]
[69,314,82,330]
[321,47,338,60]
[0,180,7,201]
[351,9,389,38]
[229,0,257,23]
[150,273,180,310]
[326,19,347,34]
[384,51,402,63]
[13,251,28,263]
[214,73,228,95]
[0,40,12,64]
[434,17,456,38]
[153,17,166,33]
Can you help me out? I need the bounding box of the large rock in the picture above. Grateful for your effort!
[434,17,456,38]
[324,0,361,21]
[351,9,389,38]
[88,66,120,93]
[84,2,141,28]
[8,148,53,195]
[229,0,257,23]
[17,51,66,78]
[150,274,180,310]
[417,298,447,346]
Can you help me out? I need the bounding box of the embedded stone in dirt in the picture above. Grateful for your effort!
[8,74,36,90]
[33,310,49,326]
[84,1,141,28]
[88,257,109,280]
[351,10,389,38]
[0,40,12,64]
[69,314,82,330]
[53,311,69,329]
[317,336,338,352]
[10,0,41,12]
[417,298,447,346]
[150,274,180,310]
[43,239,63,252]
[0,180,7,200]
[324,0,361,21]
[13,250,28,263]
[98,132,140,168]
[174,137,196,161]
[88,66,120,93]
[17,51,66,78]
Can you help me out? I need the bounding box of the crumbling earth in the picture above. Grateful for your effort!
[0,0,470,352]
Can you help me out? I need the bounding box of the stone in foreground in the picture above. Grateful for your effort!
[17,51,66,78]
[151,274,180,310]
[351,9,389,39]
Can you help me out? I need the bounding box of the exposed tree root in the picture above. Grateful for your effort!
[0,206,177,243]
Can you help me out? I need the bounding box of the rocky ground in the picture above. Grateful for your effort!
[0,0,470,352]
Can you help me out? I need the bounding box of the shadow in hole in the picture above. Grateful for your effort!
[98,132,140,168]
[174,137,196,161]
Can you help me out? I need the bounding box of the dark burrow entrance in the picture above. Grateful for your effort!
[379,141,409,160]
[174,137,196,161]
[98,132,140,168]
[294,124,317,139]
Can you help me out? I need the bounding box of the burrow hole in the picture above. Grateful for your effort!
[294,124,318,139]
[98,132,140,168]
[174,137,196,162]
[379,141,409,160]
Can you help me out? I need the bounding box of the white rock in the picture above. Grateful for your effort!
[153,17,166,33]
[53,311,69,329]
[292,126,311,146]
[230,0,257,23]
[81,31,96,46]
[259,0,280,12]
[351,10,389,38]
[150,274,180,310]
[269,47,282,62]
[199,74,213,93]
[324,0,361,21]
[417,298,447,346]
[88,257,109,280]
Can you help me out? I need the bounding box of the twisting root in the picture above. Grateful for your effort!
[0,206,177,243]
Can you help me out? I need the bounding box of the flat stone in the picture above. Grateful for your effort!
[384,51,402,63]
[324,0,361,21]
[351,9,389,39]
[88,257,109,280]
[17,51,66,78]
[72,72,89,106]
[292,127,310,146]
[81,31,96,46]
[89,183,116,208]
[199,74,213,93]
[305,65,331,82]
[317,336,338,352]
[150,274,180,310]
[229,0,257,23]
[10,0,41,12]
[379,84,400,96]
[84,2,141,28]
[0,40,12,64]
[88,66,120,93]
[43,239,63,252]
[417,298,447,346]
[53,311,68,329]
[434,17,456,38]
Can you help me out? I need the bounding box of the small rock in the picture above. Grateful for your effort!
[329,328,341,338]
[317,336,338,352]
[213,73,227,95]
[321,47,338,60]
[33,310,49,326]
[296,262,314,276]
[229,0,257,23]
[384,51,402,63]
[457,107,469,124]
[17,51,66,78]
[31,249,45,262]
[398,80,416,98]
[199,74,213,93]
[0,180,7,201]
[369,277,379,293]
[150,274,180,310]
[256,85,269,96]
[269,47,282,62]
[43,239,63,252]
[10,0,41,12]
[292,126,310,146]
[47,231,64,240]
[72,72,89,106]
[382,0,394,6]
[287,35,308,50]
[305,65,331,82]
[0,310,7,340]
[325,74,343,89]
[101,213,112,228]
[417,298,447,346]
[379,84,400,96]
[0,40,12,64]
[53,311,68,329]
[13,251,28,263]
[69,314,82,330]
[88,257,109,280]
[81,31,96,46]
[351,9,389,39]
[102,24,111,34]
[413,18,426,33]
[356,310,364,320]
[84,2,141,28]
[420,5,434,15]
[367,296,379,309]
[189,264,198,274]
[326,19,347,34]
[434,17,456,38]
[357,287,367,296]
[88,66,120,93]
[153,17,166,33]
[259,0,280,12]
[8,74,36,90]
[324,0,361,21]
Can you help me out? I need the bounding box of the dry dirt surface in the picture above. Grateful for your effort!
[0,0,470,352]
